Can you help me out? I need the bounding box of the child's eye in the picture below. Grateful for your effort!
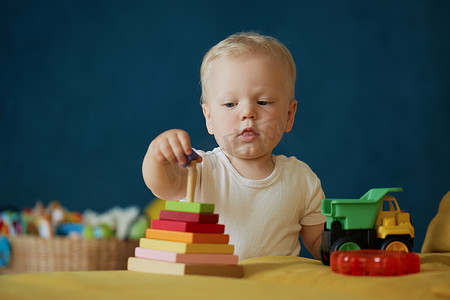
[257,100,268,106]
[224,103,236,108]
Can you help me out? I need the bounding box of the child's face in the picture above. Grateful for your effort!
[202,55,297,160]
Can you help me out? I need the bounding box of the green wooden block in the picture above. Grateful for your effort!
[165,201,215,213]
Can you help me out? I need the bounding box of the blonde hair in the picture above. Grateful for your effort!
[200,32,296,103]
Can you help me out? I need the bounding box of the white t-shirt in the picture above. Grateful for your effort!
[189,147,325,260]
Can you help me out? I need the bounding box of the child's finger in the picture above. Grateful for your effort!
[168,136,188,165]
[151,150,166,163]
[176,130,193,156]
[158,142,178,164]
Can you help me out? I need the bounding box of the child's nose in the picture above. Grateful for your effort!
[240,103,257,120]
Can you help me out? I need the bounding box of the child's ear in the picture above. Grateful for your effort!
[284,100,297,133]
[202,103,214,135]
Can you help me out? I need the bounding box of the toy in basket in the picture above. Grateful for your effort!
[127,151,244,278]
[0,202,141,274]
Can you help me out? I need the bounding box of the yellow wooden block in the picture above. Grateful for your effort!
[127,257,244,278]
[139,238,234,254]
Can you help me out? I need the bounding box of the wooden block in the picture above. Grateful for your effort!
[146,229,229,244]
[127,257,244,278]
[165,201,214,213]
[159,210,219,224]
[151,219,225,234]
[139,238,235,254]
[135,248,239,265]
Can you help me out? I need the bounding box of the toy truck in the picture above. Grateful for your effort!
[320,187,414,265]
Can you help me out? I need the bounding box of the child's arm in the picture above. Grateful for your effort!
[142,129,202,200]
[299,223,325,260]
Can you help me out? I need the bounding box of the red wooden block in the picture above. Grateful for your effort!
[159,210,219,224]
[151,219,225,234]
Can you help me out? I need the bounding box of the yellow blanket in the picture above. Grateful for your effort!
[1,253,449,300]
[1,191,449,300]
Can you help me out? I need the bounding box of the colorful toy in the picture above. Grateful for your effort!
[320,188,415,265]
[330,250,420,276]
[0,211,25,237]
[37,216,53,239]
[1,201,144,241]
[127,150,244,277]
[128,216,148,240]
[144,197,166,222]
[55,222,84,236]
[0,235,11,268]
[83,206,141,240]
[48,201,66,227]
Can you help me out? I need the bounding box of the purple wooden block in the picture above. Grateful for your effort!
[182,150,200,168]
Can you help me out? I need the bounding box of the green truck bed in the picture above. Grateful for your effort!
[321,187,403,230]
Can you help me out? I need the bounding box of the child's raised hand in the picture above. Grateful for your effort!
[148,129,202,166]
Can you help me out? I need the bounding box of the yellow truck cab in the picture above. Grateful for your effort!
[375,195,414,251]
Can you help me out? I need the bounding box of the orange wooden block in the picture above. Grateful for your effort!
[146,229,229,244]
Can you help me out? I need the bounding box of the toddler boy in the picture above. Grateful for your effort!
[142,32,325,260]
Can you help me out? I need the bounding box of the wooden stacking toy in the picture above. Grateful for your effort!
[127,151,243,278]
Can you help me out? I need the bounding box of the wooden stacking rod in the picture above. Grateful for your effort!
[186,160,197,203]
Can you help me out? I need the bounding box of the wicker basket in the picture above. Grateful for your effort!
[0,236,139,274]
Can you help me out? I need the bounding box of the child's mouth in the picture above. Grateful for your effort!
[238,128,259,142]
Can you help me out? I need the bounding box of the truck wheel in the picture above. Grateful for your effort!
[331,237,361,252]
[320,248,330,266]
[380,237,412,252]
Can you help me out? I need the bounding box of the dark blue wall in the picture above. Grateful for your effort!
[1,1,449,255]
